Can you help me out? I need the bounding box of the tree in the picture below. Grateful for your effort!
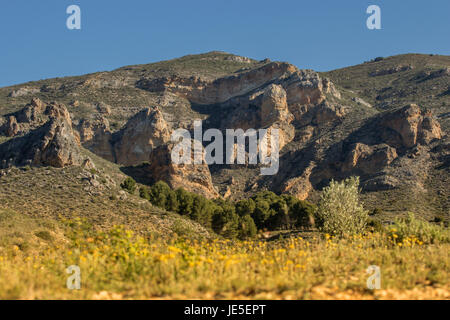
[315,176,369,237]
[212,204,239,238]
[252,198,271,229]
[290,200,317,229]
[175,188,194,216]
[235,199,256,217]
[149,181,172,208]
[267,198,289,229]
[190,195,214,227]
[165,189,179,212]
[238,215,257,239]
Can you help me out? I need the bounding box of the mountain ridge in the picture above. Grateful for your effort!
[0,51,448,223]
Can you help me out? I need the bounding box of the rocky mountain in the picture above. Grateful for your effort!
[0,52,448,221]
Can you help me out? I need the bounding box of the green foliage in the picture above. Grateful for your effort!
[166,190,180,213]
[139,187,150,200]
[175,188,194,216]
[212,204,239,238]
[266,199,289,230]
[238,215,257,239]
[366,218,384,233]
[34,230,53,242]
[252,198,271,228]
[235,199,255,217]
[250,192,316,230]
[120,177,136,194]
[389,212,450,244]
[149,181,172,208]
[190,194,215,228]
[370,208,383,216]
[316,177,369,237]
[290,200,317,229]
[139,181,316,238]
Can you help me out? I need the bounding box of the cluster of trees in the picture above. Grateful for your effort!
[136,180,317,239]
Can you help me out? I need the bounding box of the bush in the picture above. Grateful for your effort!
[252,198,271,228]
[139,187,150,200]
[120,177,136,194]
[366,217,384,233]
[190,195,214,227]
[290,200,317,229]
[212,204,239,238]
[34,230,53,242]
[266,199,289,230]
[235,199,255,217]
[315,177,369,237]
[149,181,172,208]
[370,208,383,216]
[389,212,450,244]
[140,182,321,239]
[175,188,194,216]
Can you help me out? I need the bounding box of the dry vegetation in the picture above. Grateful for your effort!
[0,214,448,300]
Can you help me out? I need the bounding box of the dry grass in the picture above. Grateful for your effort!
[0,217,448,300]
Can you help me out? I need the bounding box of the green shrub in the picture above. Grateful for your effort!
[175,188,194,216]
[120,177,136,194]
[190,195,215,227]
[149,181,172,208]
[235,199,255,217]
[34,230,53,242]
[212,205,239,238]
[139,187,150,200]
[389,212,450,244]
[238,215,257,239]
[252,198,271,228]
[266,199,289,230]
[366,217,384,233]
[165,190,180,213]
[290,200,317,229]
[315,176,369,237]
[370,208,383,216]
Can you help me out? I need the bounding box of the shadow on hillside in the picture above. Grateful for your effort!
[120,164,154,187]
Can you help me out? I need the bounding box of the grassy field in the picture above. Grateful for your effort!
[0,213,448,300]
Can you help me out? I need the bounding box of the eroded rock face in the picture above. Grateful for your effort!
[260,84,289,126]
[137,62,297,105]
[15,98,46,123]
[8,87,40,98]
[143,141,219,199]
[277,103,444,199]
[0,98,47,137]
[3,116,19,137]
[260,84,295,150]
[113,107,171,165]
[380,104,442,148]
[281,162,316,200]
[285,71,341,116]
[341,143,398,174]
[0,103,82,168]
[78,116,114,162]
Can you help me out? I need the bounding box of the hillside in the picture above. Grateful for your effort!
[0,51,448,225]
[0,52,449,300]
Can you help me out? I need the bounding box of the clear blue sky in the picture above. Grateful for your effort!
[1,0,449,87]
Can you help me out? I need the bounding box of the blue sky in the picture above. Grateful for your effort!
[0,0,449,87]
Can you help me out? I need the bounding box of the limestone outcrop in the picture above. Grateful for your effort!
[0,102,82,168]
[143,140,219,199]
[113,107,171,165]
[380,104,442,149]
